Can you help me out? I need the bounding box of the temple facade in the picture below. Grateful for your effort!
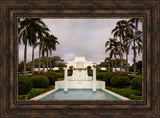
[67,56,93,81]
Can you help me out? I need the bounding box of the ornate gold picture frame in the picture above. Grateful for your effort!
[0,0,159,117]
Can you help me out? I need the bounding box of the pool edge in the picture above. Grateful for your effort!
[102,88,130,100]
[29,88,59,100]
[29,88,130,100]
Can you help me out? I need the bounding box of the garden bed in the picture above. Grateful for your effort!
[18,86,54,100]
[106,87,142,100]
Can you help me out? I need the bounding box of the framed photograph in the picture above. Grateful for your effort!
[18,18,143,101]
[0,0,159,117]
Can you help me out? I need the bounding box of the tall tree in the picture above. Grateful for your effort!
[41,35,49,72]
[120,19,136,73]
[36,25,50,73]
[47,34,59,70]
[105,38,123,71]
[105,57,111,72]
[28,19,43,75]
[18,19,32,75]
[39,34,58,72]
[130,18,142,31]
[111,21,126,71]
[124,30,142,76]
[26,18,46,75]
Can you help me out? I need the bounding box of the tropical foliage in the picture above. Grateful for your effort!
[18,18,59,75]
[105,38,123,71]
[105,18,142,76]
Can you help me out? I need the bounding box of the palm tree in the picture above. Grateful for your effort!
[45,37,50,71]
[40,34,54,72]
[123,39,130,73]
[105,38,123,71]
[27,18,46,75]
[18,27,28,75]
[18,19,32,75]
[124,31,142,76]
[130,18,142,31]
[105,57,111,72]
[111,21,126,71]
[40,35,49,72]
[36,26,50,73]
[120,19,136,73]
[44,34,59,71]
[48,34,59,70]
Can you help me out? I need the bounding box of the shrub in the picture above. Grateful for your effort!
[96,72,104,81]
[115,72,127,76]
[31,76,49,88]
[18,75,32,95]
[87,66,92,70]
[33,72,53,77]
[19,74,32,79]
[130,76,142,91]
[53,72,64,79]
[110,76,129,87]
[96,72,116,86]
[48,75,58,85]
[59,67,64,71]
[128,74,135,81]
[34,71,64,79]
[103,72,116,86]
[88,70,93,76]
[54,70,64,73]
[68,70,73,76]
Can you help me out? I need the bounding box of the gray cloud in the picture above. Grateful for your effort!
[19,18,142,65]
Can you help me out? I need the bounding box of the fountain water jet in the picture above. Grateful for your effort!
[64,66,68,92]
[93,66,96,92]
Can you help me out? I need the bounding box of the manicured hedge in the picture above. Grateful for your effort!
[18,75,32,95]
[128,74,135,81]
[96,72,104,81]
[33,72,53,77]
[96,72,116,86]
[114,72,128,76]
[102,72,116,86]
[48,75,57,85]
[19,74,32,79]
[34,71,64,80]
[130,76,142,91]
[110,76,129,87]
[31,76,49,88]
[52,72,64,79]
[96,72,132,86]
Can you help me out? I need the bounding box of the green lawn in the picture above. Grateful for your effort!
[18,86,54,100]
[106,87,142,100]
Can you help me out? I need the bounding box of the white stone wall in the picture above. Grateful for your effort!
[55,80,105,89]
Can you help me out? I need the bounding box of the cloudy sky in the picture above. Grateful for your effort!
[19,18,142,65]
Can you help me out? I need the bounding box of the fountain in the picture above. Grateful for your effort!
[92,64,96,92]
[64,66,68,92]
[55,57,105,91]
[31,57,129,100]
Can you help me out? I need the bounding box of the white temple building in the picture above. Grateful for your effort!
[55,56,105,92]
[67,56,93,81]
